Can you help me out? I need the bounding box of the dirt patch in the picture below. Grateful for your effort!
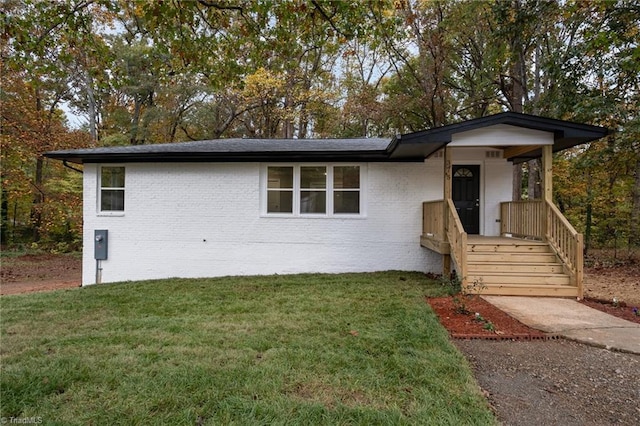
[585,267,640,307]
[0,253,81,295]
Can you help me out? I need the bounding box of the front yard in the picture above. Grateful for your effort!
[0,272,495,425]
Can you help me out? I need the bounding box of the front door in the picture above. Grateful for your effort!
[452,165,480,234]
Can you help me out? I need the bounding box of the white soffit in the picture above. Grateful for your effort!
[450,124,554,147]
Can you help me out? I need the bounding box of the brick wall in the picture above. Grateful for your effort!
[82,162,442,285]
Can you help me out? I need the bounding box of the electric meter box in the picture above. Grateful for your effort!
[94,230,108,260]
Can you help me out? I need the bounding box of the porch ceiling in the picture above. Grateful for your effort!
[390,112,609,163]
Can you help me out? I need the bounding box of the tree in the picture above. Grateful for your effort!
[1,73,90,246]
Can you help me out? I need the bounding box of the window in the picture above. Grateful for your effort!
[333,166,360,214]
[100,166,125,212]
[267,166,293,213]
[300,166,326,214]
[454,167,473,178]
[264,165,362,216]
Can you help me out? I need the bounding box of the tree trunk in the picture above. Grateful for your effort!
[584,171,593,256]
[631,159,640,247]
[631,159,640,248]
[85,69,98,144]
[512,164,523,201]
[130,97,143,145]
[507,0,526,200]
[31,156,44,242]
[527,159,542,199]
[1,176,8,245]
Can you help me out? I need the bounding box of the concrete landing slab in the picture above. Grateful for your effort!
[483,296,640,354]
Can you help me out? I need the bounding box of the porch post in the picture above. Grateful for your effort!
[542,144,553,241]
[443,147,452,277]
[542,144,553,202]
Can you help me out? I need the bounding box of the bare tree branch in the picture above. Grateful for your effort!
[310,0,353,39]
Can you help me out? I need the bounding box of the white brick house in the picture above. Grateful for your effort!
[47,112,607,294]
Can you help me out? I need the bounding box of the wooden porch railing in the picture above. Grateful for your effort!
[446,199,467,288]
[422,200,445,239]
[500,200,584,293]
[499,200,544,238]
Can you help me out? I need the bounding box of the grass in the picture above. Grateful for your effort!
[0,272,495,425]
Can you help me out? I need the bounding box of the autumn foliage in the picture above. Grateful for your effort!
[1,0,638,253]
[1,74,91,249]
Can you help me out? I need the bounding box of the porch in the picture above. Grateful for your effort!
[394,112,607,299]
[421,198,584,298]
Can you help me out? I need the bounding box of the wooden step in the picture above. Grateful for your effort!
[468,243,550,253]
[479,284,579,297]
[458,238,578,297]
[468,273,571,286]
[467,262,565,274]
[467,252,559,263]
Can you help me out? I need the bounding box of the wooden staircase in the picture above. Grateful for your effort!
[466,237,578,297]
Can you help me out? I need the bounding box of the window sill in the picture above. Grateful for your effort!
[97,212,125,217]
[260,214,366,219]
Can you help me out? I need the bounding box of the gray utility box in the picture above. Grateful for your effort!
[94,230,108,260]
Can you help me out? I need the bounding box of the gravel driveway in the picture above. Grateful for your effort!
[455,338,640,425]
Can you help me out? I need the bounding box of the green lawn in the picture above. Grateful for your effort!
[0,272,495,425]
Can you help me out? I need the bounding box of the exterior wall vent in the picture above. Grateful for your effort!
[485,150,502,159]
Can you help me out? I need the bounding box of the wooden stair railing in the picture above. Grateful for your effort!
[500,200,584,297]
[445,198,468,289]
[546,201,584,296]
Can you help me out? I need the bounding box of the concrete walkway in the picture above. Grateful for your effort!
[483,296,640,355]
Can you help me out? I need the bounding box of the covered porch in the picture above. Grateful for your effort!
[403,113,609,298]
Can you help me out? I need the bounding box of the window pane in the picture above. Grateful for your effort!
[101,167,125,188]
[300,190,326,214]
[268,167,293,189]
[267,191,293,213]
[301,166,326,189]
[454,168,473,178]
[334,191,359,214]
[101,190,125,211]
[334,166,359,189]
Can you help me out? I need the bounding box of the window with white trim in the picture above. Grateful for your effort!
[264,165,362,216]
[100,166,125,212]
[267,166,293,213]
[333,166,360,214]
[300,166,327,214]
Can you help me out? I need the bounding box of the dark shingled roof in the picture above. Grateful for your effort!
[46,138,394,164]
[46,112,609,164]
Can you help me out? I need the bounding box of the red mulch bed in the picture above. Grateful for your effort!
[428,295,640,340]
[580,298,640,324]
[427,295,552,340]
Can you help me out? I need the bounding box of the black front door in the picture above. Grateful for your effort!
[452,165,480,234]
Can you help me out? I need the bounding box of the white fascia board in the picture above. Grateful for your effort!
[450,124,554,147]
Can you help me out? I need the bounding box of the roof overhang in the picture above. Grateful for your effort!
[389,112,610,163]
